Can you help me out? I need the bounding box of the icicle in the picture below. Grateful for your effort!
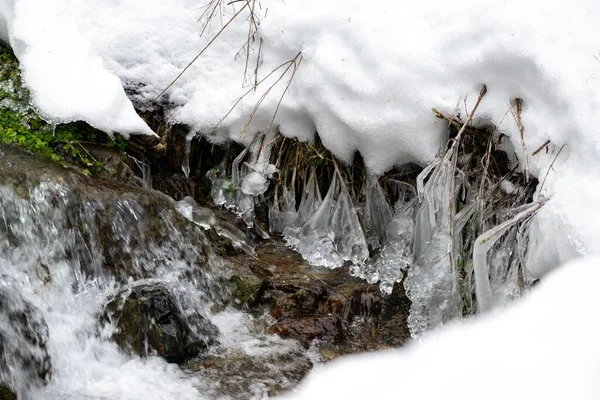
[236,190,255,228]
[182,133,194,178]
[298,175,342,268]
[405,160,461,337]
[214,220,256,257]
[297,172,322,224]
[269,187,283,234]
[142,158,152,189]
[365,174,393,248]
[329,180,369,266]
[473,201,544,313]
[354,188,415,295]
[280,184,298,227]
[284,172,320,250]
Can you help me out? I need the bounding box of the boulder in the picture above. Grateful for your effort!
[105,283,218,364]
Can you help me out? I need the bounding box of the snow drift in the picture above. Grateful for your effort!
[283,256,600,400]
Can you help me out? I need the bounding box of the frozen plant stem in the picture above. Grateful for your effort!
[447,85,487,275]
[473,201,544,313]
[511,98,530,182]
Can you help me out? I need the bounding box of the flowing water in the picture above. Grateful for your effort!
[0,145,307,399]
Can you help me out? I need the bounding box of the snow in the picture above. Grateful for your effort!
[0,0,154,137]
[283,256,600,400]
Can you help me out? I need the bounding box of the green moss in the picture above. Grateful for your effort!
[0,43,128,173]
[229,275,262,307]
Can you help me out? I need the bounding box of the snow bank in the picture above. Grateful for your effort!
[283,256,600,400]
[2,0,600,273]
[0,0,153,137]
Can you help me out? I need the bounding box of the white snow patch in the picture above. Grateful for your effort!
[282,256,600,400]
[0,0,154,137]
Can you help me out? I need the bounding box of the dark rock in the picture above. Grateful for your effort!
[378,281,412,346]
[270,288,325,319]
[269,315,346,345]
[0,386,16,400]
[79,144,138,185]
[105,283,218,364]
[130,133,160,148]
[221,236,412,358]
[0,283,51,393]
[186,347,312,399]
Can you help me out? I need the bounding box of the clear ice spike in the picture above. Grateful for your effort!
[365,173,393,247]
[329,181,369,266]
[182,133,194,178]
[298,175,342,268]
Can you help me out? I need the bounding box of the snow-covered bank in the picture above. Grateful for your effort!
[283,256,600,400]
[0,0,154,136]
[2,0,600,276]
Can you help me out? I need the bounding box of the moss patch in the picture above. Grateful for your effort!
[229,275,262,308]
[0,43,128,174]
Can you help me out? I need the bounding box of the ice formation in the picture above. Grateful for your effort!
[174,196,256,256]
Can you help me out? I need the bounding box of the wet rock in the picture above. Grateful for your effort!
[377,281,412,346]
[105,283,218,364]
[0,386,16,400]
[270,287,325,319]
[0,283,51,393]
[269,315,346,345]
[186,347,312,399]
[229,275,263,309]
[80,144,138,185]
[221,236,412,358]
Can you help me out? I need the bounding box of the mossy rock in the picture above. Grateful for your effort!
[0,43,129,175]
[229,275,263,308]
[105,283,218,364]
[0,386,16,400]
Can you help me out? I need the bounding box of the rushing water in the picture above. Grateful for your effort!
[0,147,308,399]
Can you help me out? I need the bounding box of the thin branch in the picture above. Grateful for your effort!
[153,3,249,102]
[538,144,566,198]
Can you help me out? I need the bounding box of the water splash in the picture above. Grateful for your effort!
[0,157,222,398]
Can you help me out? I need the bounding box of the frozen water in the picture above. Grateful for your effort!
[175,196,217,230]
[214,220,257,257]
[364,174,393,248]
[241,171,269,196]
[329,182,369,266]
[406,159,461,336]
[298,176,342,268]
[473,202,544,313]
[182,133,194,178]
